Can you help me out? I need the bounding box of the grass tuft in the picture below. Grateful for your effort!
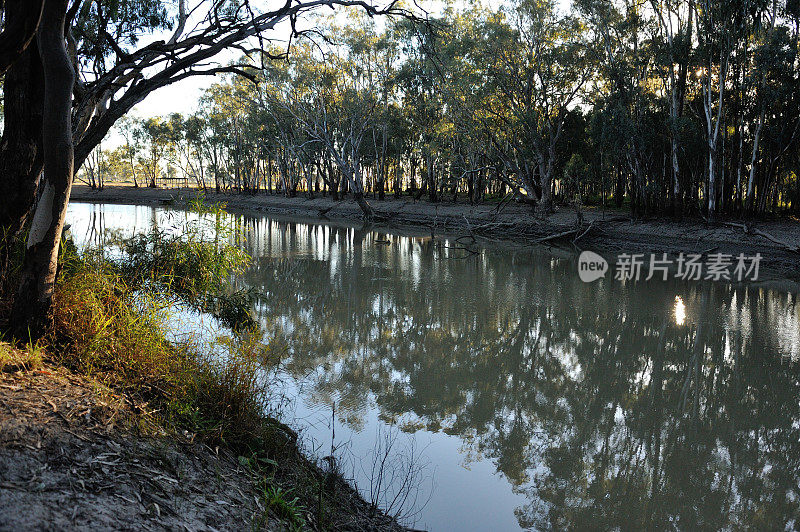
[262,484,307,530]
[43,203,271,451]
[0,341,43,373]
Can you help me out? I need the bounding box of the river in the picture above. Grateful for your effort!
[66,202,800,531]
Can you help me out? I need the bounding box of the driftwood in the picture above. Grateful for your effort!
[467,220,521,232]
[572,221,596,244]
[492,190,516,215]
[529,221,597,245]
[534,227,581,244]
[722,221,799,253]
[751,228,799,253]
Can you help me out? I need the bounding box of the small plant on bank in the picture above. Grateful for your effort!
[261,484,307,530]
[115,200,255,330]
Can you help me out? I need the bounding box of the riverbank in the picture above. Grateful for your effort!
[0,217,409,531]
[73,185,800,285]
[0,356,262,530]
[0,348,404,531]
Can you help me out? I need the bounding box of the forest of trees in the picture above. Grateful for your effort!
[2,0,800,331]
[84,0,800,221]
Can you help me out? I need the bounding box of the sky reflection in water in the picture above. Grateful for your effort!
[67,202,800,531]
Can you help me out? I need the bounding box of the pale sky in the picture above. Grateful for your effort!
[125,0,573,123]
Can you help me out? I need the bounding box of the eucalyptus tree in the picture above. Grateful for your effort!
[135,116,173,188]
[478,0,592,215]
[394,14,448,202]
[345,14,402,199]
[79,143,106,190]
[178,114,208,190]
[103,146,139,186]
[647,0,694,215]
[193,96,231,193]
[694,0,734,219]
[743,0,800,214]
[117,115,142,188]
[428,6,498,203]
[0,0,419,336]
[265,37,381,218]
[165,113,207,190]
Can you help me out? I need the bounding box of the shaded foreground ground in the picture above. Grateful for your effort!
[0,365,262,530]
[0,353,406,531]
[73,186,800,284]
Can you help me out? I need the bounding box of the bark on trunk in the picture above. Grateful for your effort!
[11,0,74,339]
[0,13,45,289]
[746,110,764,212]
[0,0,45,75]
[536,160,553,218]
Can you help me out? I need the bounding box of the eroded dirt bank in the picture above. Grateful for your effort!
[0,365,267,530]
[0,359,406,531]
[72,185,800,286]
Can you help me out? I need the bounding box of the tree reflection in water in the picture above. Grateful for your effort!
[66,204,800,530]
[231,216,800,530]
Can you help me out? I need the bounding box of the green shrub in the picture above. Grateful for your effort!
[46,200,271,449]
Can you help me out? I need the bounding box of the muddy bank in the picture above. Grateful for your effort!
[0,359,406,531]
[72,185,800,286]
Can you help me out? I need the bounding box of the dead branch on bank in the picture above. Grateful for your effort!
[722,221,800,253]
[573,220,596,244]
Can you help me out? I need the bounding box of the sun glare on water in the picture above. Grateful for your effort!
[674,296,687,326]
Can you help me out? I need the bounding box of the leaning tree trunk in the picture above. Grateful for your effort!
[347,166,375,222]
[11,0,74,339]
[0,2,45,292]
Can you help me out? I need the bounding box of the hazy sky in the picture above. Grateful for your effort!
[127,0,572,122]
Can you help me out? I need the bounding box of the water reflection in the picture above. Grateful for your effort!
[67,203,800,531]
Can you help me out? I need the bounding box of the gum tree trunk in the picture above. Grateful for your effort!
[11,0,74,339]
[0,2,45,291]
[0,0,45,75]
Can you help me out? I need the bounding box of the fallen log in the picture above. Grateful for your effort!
[535,227,580,244]
[752,228,800,253]
[722,221,799,253]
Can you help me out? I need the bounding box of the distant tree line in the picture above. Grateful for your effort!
[93,0,800,220]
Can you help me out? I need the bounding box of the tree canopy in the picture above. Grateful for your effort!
[94,0,800,221]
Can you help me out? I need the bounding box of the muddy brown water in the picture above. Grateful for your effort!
[67,202,800,531]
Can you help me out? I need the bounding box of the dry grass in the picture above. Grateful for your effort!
[42,250,269,452]
[0,341,43,373]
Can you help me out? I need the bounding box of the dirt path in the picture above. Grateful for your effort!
[72,186,800,285]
